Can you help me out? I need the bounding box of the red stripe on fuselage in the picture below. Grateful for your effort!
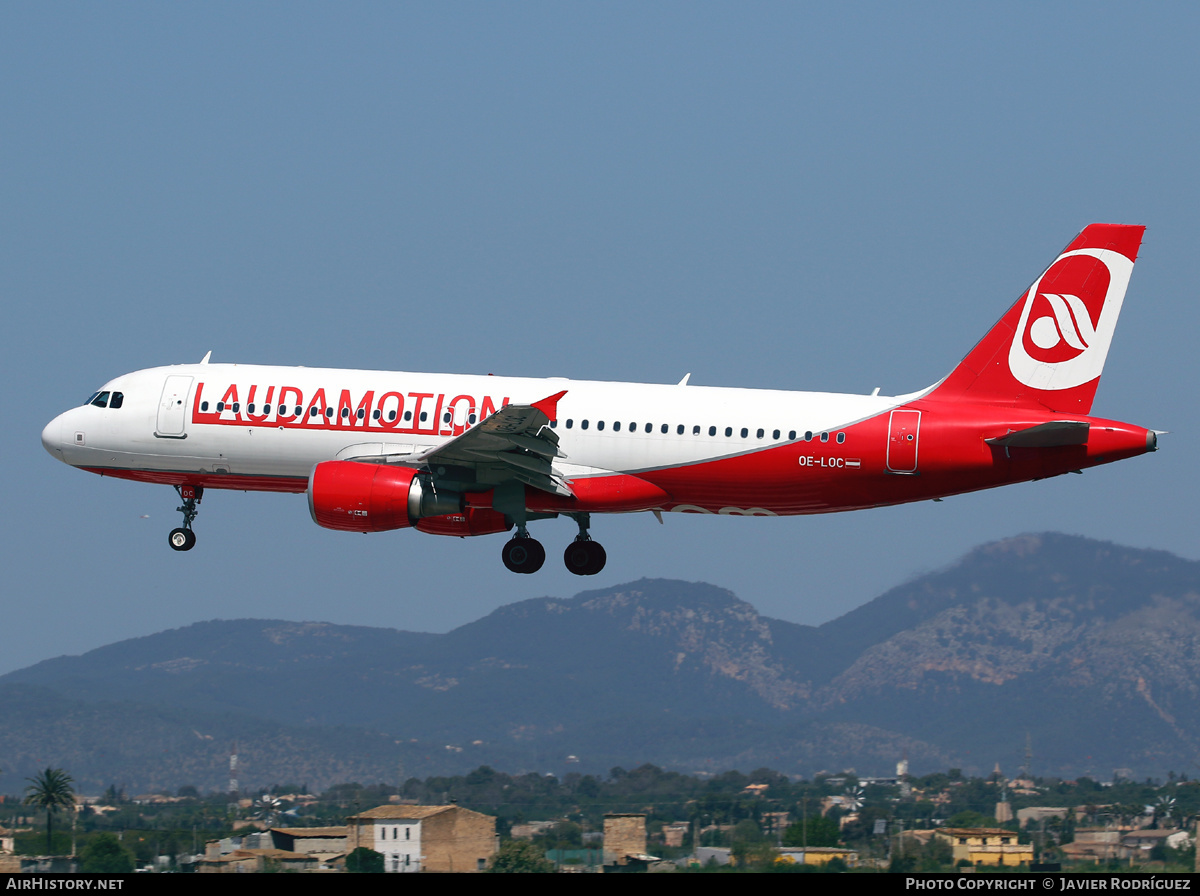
[81,467,307,494]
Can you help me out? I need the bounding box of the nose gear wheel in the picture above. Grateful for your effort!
[168,484,203,552]
[168,528,196,552]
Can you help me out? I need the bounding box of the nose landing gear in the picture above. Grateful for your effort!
[168,484,202,552]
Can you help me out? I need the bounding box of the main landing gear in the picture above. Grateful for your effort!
[501,513,607,576]
[563,539,606,576]
[502,527,546,574]
[563,512,606,576]
[167,484,202,552]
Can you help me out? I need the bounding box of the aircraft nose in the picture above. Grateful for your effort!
[41,415,64,460]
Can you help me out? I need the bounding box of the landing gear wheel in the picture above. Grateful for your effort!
[169,484,203,553]
[502,537,545,574]
[564,539,606,576]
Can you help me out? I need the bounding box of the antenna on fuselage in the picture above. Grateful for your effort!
[200,351,212,364]
[677,373,691,386]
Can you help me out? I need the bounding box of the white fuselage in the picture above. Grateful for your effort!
[44,362,907,499]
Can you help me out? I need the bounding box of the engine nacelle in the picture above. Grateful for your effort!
[307,460,462,532]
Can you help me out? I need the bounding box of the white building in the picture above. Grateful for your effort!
[373,817,422,872]
[346,804,497,873]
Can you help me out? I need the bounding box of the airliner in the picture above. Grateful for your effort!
[42,224,1157,575]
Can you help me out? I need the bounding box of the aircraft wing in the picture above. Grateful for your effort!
[338,391,574,497]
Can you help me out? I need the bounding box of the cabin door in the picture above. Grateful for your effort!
[886,409,920,474]
[156,376,193,437]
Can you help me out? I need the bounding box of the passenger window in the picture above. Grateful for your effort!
[550,420,557,429]
[388,410,397,421]
[109,392,124,409]
[661,424,668,434]
[837,432,846,443]
[247,404,255,414]
[820,432,829,442]
[342,408,350,419]
[709,426,716,436]
[443,412,451,423]
[294,406,302,416]
[372,409,380,420]
[200,401,209,412]
[725,427,732,437]
[264,405,271,414]
[216,401,224,412]
[678,425,685,435]
[419,412,427,422]
[357,408,365,419]
[468,414,477,424]
[646,423,653,433]
[597,420,605,431]
[324,408,333,418]
[404,411,412,421]
[693,425,700,435]
[740,428,748,438]
[613,421,621,432]
[805,431,813,441]
[772,429,780,440]
[789,431,796,440]
[582,420,589,429]
[566,419,573,429]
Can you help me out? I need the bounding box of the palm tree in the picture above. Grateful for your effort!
[24,768,75,854]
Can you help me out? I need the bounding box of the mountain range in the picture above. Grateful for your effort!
[3,532,1199,792]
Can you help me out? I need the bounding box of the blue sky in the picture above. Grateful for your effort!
[2,3,1196,674]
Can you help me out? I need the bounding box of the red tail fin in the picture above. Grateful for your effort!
[930,224,1144,414]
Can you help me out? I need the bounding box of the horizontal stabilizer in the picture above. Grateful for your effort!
[986,420,1090,448]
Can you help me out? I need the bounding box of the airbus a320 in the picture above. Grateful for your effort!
[42,224,1158,575]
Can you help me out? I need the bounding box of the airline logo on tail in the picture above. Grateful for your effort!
[1007,247,1134,391]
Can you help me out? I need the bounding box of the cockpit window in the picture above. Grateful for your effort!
[85,391,125,408]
